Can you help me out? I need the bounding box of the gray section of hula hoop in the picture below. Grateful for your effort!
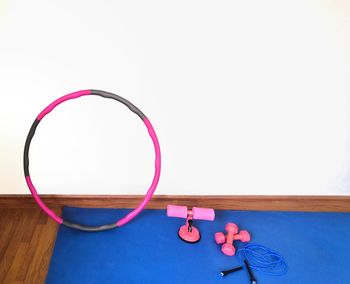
[24,118,40,177]
[63,220,118,231]
[90,89,146,120]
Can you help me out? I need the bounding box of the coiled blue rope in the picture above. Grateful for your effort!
[237,243,288,276]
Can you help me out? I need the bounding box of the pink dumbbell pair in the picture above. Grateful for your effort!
[215,223,251,256]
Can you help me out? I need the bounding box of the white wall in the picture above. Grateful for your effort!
[1,0,350,195]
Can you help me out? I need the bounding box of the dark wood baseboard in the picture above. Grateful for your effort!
[0,194,350,212]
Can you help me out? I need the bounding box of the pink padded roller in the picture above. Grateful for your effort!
[192,207,215,221]
[167,205,188,219]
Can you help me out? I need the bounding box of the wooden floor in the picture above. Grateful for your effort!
[0,208,60,284]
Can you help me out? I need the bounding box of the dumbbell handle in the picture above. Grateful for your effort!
[226,232,234,244]
[225,232,249,244]
[233,234,243,241]
[167,205,215,221]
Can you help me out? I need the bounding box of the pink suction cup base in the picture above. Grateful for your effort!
[178,225,201,243]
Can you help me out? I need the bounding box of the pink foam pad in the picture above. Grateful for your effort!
[167,205,188,218]
[192,207,215,221]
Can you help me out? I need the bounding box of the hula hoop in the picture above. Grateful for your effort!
[23,90,161,231]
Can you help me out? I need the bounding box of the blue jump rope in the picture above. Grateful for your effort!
[237,243,288,276]
[221,243,288,283]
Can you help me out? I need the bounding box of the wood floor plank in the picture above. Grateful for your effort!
[20,224,47,283]
[14,223,42,282]
[2,242,29,284]
[0,210,21,264]
[0,209,6,227]
[0,210,27,283]
[0,208,60,284]
[24,208,59,284]
[0,209,11,249]
[37,210,48,224]
[21,209,41,243]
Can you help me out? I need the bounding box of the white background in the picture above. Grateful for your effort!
[1,0,350,195]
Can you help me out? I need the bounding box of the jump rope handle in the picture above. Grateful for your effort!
[220,266,243,277]
[244,259,258,284]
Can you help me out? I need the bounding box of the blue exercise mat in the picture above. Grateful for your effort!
[46,207,350,284]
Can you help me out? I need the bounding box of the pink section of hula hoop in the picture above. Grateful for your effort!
[37,90,91,120]
[116,118,161,227]
[29,90,160,228]
[25,176,63,224]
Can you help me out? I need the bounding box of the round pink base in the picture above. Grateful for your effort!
[178,225,201,243]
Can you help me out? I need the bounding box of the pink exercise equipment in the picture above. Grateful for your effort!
[215,223,251,256]
[23,90,161,231]
[167,205,215,243]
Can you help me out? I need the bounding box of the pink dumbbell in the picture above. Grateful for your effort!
[215,223,251,256]
[167,205,215,243]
